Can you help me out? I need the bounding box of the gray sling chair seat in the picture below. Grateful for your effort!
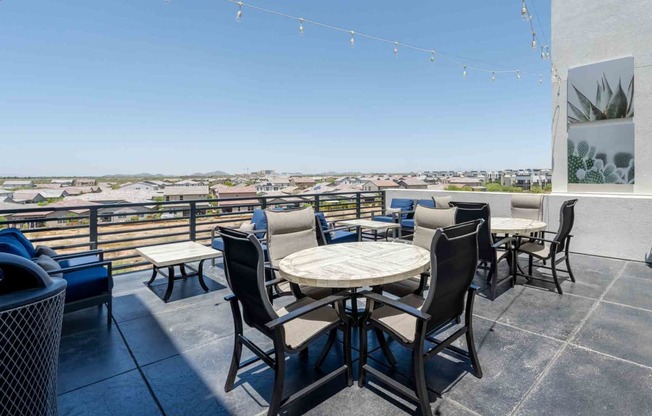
[219,227,353,415]
[358,220,485,416]
[382,205,457,298]
[514,199,578,295]
[265,207,334,300]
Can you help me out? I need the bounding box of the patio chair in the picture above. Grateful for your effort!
[265,207,333,300]
[358,220,484,416]
[514,199,578,294]
[382,206,457,298]
[0,228,102,266]
[397,199,437,235]
[0,237,113,325]
[219,227,352,415]
[450,202,513,300]
[511,194,544,221]
[314,212,358,245]
[211,208,268,265]
[371,198,414,238]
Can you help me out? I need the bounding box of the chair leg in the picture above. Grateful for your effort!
[268,339,286,416]
[343,324,353,387]
[465,324,483,378]
[358,322,368,388]
[315,328,337,369]
[106,299,112,326]
[528,255,533,276]
[566,253,576,282]
[225,300,244,392]
[412,342,432,416]
[375,329,396,367]
[488,260,497,301]
[551,255,563,295]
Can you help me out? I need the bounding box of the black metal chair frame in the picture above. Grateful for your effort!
[220,228,353,415]
[358,221,484,416]
[514,199,578,294]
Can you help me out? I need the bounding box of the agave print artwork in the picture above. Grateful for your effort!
[567,57,634,124]
[568,122,634,185]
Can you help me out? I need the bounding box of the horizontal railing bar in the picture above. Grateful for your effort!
[19,224,90,233]
[98,222,189,237]
[29,234,91,243]
[98,231,189,246]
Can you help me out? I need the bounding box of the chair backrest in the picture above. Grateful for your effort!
[219,227,278,332]
[265,207,318,267]
[450,202,493,262]
[389,198,414,219]
[432,195,452,209]
[552,199,578,253]
[314,212,332,245]
[0,228,36,257]
[0,237,32,259]
[412,206,457,250]
[250,209,268,239]
[423,220,483,331]
[416,199,435,209]
[511,194,544,221]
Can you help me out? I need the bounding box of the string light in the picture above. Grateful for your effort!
[236,1,243,22]
[492,71,496,82]
[349,31,355,48]
[517,70,521,80]
[430,50,435,63]
[539,74,543,85]
[463,65,467,79]
[531,32,537,49]
[299,18,304,35]
[393,42,399,57]
[521,0,529,20]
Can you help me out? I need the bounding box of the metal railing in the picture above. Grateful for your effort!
[0,191,385,273]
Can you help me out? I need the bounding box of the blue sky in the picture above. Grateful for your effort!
[0,0,552,176]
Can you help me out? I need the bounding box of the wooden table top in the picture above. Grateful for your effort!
[136,241,221,267]
[278,242,430,289]
[491,217,547,235]
[336,218,401,230]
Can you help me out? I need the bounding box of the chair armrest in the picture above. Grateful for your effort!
[51,249,103,261]
[330,225,355,233]
[389,238,412,244]
[57,260,112,275]
[360,291,431,321]
[516,236,559,245]
[470,284,480,291]
[224,293,236,302]
[265,277,286,287]
[264,262,279,272]
[492,236,513,248]
[266,292,350,330]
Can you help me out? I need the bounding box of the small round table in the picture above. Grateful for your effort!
[278,242,431,289]
[491,217,546,235]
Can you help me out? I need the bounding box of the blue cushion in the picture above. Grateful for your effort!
[63,266,110,303]
[315,212,329,231]
[401,219,415,229]
[390,199,414,219]
[372,215,395,224]
[417,199,435,208]
[251,209,267,239]
[0,229,36,257]
[212,237,225,251]
[0,238,31,259]
[330,231,358,244]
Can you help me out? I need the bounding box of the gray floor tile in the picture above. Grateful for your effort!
[58,370,161,416]
[566,253,626,276]
[474,286,528,322]
[58,326,135,394]
[515,346,652,416]
[367,318,562,416]
[523,264,617,299]
[492,286,596,340]
[620,261,652,280]
[117,301,234,366]
[301,382,415,416]
[573,302,652,367]
[603,276,652,310]
[61,306,111,336]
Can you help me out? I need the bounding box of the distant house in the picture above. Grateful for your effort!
[2,180,35,189]
[174,179,201,187]
[143,180,167,189]
[163,186,209,201]
[213,185,259,213]
[255,176,291,193]
[8,191,47,204]
[74,178,97,186]
[448,177,484,187]
[397,178,428,190]
[362,180,400,192]
[120,182,158,192]
[289,177,317,189]
[51,179,75,186]
[0,189,13,199]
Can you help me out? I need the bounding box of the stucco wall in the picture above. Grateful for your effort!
[551,0,652,194]
[386,189,652,263]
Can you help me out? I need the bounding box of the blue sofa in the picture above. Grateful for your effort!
[315,212,358,244]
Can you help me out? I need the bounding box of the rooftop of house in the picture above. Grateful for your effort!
[56,254,652,415]
[368,179,400,188]
[163,186,209,196]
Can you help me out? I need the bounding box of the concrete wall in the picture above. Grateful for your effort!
[386,189,652,263]
[551,0,652,194]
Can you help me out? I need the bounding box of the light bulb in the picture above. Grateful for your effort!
[463,65,467,79]
[521,0,528,20]
[516,70,521,80]
[492,72,496,82]
[393,42,399,57]
[531,33,537,49]
[349,31,355,48]
[539,74,543,85]
[299,18,304,35]
[430,50,435,63]
[545,46,550,59]
[236,2,243,22]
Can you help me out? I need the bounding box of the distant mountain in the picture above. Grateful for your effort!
[191,170,231,177]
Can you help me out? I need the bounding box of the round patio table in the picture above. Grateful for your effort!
[491,217,546,235]
[278,241,430,289]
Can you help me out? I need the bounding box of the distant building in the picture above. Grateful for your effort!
[289,177,317,189]
[51,179,75,186]
[362,180,400,192]
[174,179,202,187]
[120,182,158,192]
[2,180,35,189]
[74,178,97,186]
[397,178,428,189]
[163,186,209,201]
[448,177,484,187]
[213,185,258,213]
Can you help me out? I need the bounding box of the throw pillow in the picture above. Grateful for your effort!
[35,245,58,257]
[239,222,255,231]
[433,196,452,209]
[34,254,63,278]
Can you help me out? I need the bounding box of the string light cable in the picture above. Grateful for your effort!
[222,0,549,84]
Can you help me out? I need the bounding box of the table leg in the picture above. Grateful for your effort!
[147,266,157,286]
[180,264,188,277]
[163,266,175,302]
[197,260,209,292]
[357,226,362,242]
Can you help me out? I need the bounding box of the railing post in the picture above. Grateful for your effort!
[189,202,197,241]
[356,193,362,219]
[89,207,98,250]
[314,195,320,212]
[380,191,386,214]
[260,197,267,210]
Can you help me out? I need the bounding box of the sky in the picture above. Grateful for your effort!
[0,0,552,176]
